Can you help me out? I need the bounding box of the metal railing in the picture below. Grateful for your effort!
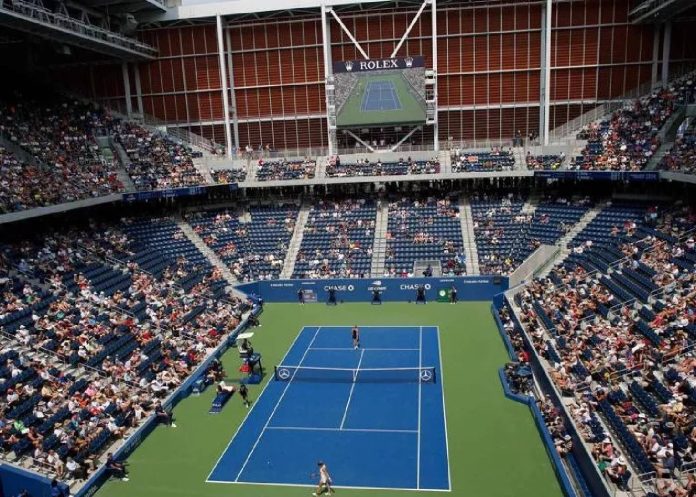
[440,138,514,151]
[0,0,156,58]
[548,81,661,143]
[661,341,696,367]
[137,113,225,155]
[164,127,225,156]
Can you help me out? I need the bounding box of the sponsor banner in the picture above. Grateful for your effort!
[123,185,208,202]
[333,56,425,74]
[236,276,508,303]
[534,170,659,182]
[302,289,318,303]
[436,288,451,303]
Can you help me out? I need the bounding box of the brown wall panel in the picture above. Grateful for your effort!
[57,1,696,148]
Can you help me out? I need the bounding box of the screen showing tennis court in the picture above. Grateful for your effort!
[207,325,449,491]
[333,57,427,128]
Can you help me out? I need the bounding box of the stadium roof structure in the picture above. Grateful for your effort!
[629,0,696,24]
[140,0,544,24]
[0,0,162,60]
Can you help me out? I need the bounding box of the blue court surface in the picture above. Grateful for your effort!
[360,80,402,111]
[207,325,450,491]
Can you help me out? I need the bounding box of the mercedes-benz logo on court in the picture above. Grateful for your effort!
[420,369,433,382]
[277,368,291,380]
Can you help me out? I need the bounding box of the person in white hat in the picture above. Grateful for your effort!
[606,455,629,490]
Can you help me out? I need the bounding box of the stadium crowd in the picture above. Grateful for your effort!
[293,199,376,279]
[660,120,696,175]
[186,204,298,281]
[0,219,252,482]
[526,153,564,170]
[211,168,247,184]
[113,122,205,190]
[0,98,123,213]
[569,77,696,171]
[256,159,316,181]
[508,203,696,494]
[384,196,465,277]
[451,148,515,172]
[325,156,439,177]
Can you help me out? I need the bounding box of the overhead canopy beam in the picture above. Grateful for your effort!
[329,8,369,60]
[629,0,694,24]
[390,126,422,152]
[343,130,375,152]
[390,0,428,58]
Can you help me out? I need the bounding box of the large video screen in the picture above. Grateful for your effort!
[333,56,426,128]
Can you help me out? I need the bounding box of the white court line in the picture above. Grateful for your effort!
[233,326,322,482]
[309,347,419,351]
[302,325,421,329]
[339,347,364,429]
[436,326,453,491]
[361,84,373,112]
[417,325,422,490]
[266,426,417,434]
[204,325,315,482]
[207,479,451,492]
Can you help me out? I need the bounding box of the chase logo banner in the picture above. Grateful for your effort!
[333,56,425,73]
[236,276,508,303]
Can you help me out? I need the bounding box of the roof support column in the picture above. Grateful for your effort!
[651,24,661,88]
[431,0,438,152]
[540,0,552,145]
[133,64,144,117]
[225,27,240,154]
[121,62,132,118]
[321,3,336,156]
[216,13,233,159]
[661,21,671,87]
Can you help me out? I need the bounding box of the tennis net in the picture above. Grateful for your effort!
[273,365,436,383]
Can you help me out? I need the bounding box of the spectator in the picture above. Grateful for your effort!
[105,453,129,481]
[154,402,176,428]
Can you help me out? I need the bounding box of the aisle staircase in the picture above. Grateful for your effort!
[279,203,311,279]
[458,196,480,275]
[535,201,607,278]
[438,150,452,174]
[175,217,246,298]
[110,140,137,192]
[192,157,214,184]
[513,147,527,170]
[369,201,389,277]
[315,156,327,179]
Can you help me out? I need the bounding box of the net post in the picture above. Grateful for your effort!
[273,366,278,381]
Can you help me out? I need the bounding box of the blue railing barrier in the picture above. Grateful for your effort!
[498,367,578,497]
[74,305,260,497]
[236,275,508,303]
[0,464,70,497]
[490,303,516,359]
[503,294,610,497]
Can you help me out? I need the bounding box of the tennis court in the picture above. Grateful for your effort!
[360,80,402,112]
[207,325,450,491]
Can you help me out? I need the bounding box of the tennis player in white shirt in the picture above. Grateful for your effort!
[312,461,334,496]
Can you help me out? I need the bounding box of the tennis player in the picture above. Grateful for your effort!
[238,383,251,408]
[352,325,360,350]
[312,461,334,496]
